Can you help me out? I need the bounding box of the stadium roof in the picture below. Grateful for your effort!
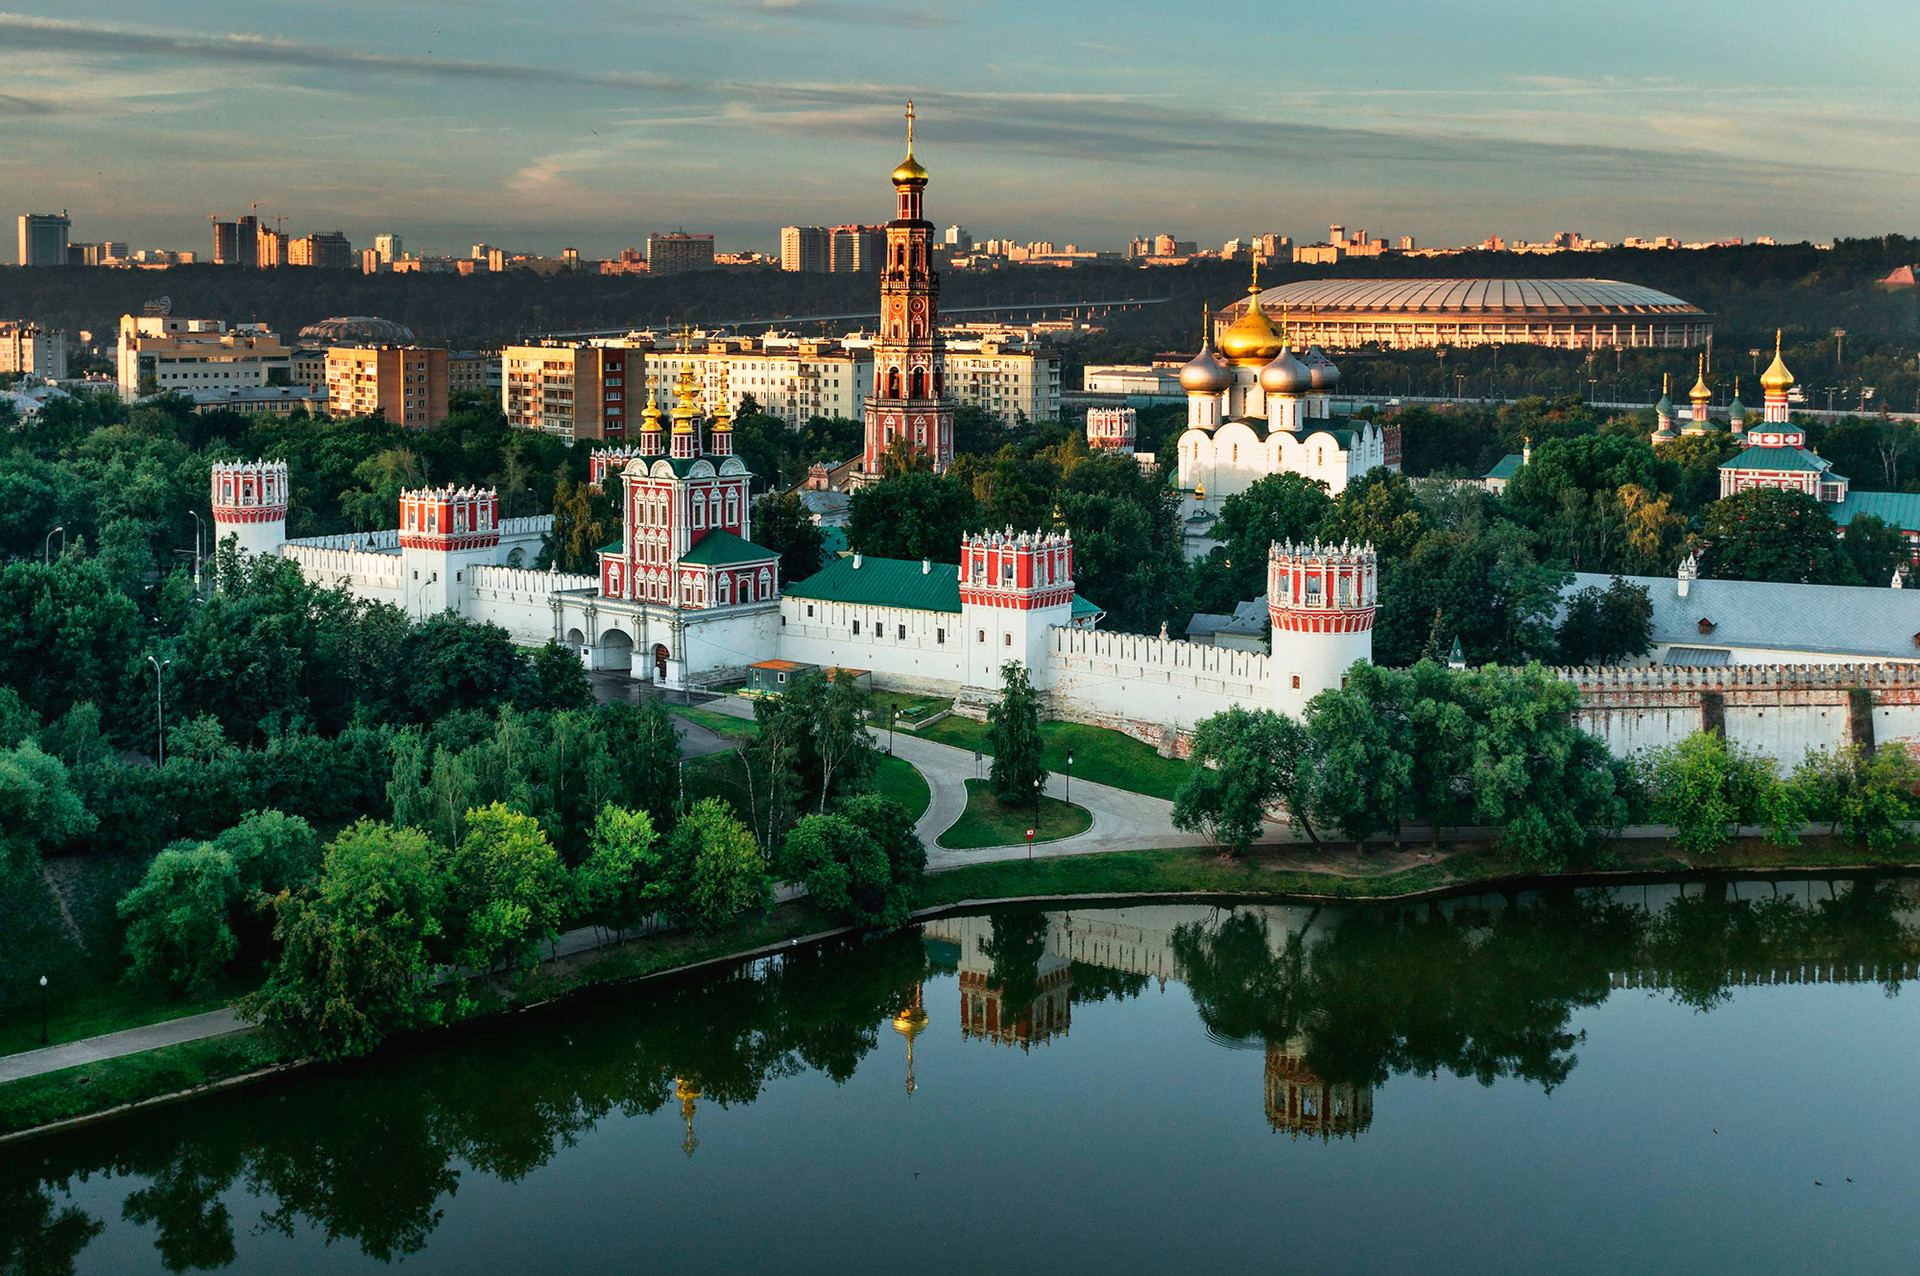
[1235,278,1702,317]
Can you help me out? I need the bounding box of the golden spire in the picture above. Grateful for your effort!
[891,100,929,186]
[1690,352,1712,402]
[1249,251,1260,296]
[642,396,664,432]
[670,366,700,432]
[1761,327,1794,392]
[892,985,929,1097]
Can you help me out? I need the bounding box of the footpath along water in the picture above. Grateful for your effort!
[7,874,1919,1274]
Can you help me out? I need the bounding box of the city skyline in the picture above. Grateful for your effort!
[5,0,1918,256]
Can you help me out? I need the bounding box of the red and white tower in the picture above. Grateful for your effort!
[399,484,500,614]
[1760,329,1794,424]
[863,101,953,477]
[1268,539,1377,717]
[959,529,1076,688]
[210,460,289,558]
[1086,407,1137,455]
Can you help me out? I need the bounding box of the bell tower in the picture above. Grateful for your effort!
[960,529,1076,690]
[863,101,953,477]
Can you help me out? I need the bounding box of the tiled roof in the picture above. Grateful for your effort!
[1720,444,1827,473]
[1831,490,1920,532]
[1483,453,1524,481]
[1566,572,1920,660]
[786,554,963,612]
[677,528,779,567]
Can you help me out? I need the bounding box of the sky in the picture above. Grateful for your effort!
[5,0,1919,258]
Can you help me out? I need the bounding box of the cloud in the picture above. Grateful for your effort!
[0,91,57,114]
[0,12,684,93]
[753,0,952,27]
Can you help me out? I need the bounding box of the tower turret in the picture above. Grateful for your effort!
[1087,406,1137,454]
[399,484,500,615]
[588,446,643,493]
[960,528,1076,691]
[863,100,952,476]
[669,367,702,460]
[1683,355,1713,434]
[1180,302,1230,433]
[210,459,289,559]
[638,396,665,456]
[1268,539,1376,717]
[708,397,733,457]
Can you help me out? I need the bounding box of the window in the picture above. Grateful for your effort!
[972,558,985,583]
[978,629,986,643]
[1002,559,1014,586]
[853,620,861,635]
[807,604,815,618]
[1004,634,1012,647]
[1291,675,1300,690]
[937,628,945,644]
[897,624,906,639]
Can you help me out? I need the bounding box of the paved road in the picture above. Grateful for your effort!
[0,1009,246,1085]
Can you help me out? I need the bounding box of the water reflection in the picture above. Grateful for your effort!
[4,876,1917,1272]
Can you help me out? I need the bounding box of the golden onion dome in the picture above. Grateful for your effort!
[1761,330,1794,393]
[891,152,929,186]
[1690,368,1712,402]
[1260,346,1311,396]
[641,398,664,431]
[1219,296,1283,365]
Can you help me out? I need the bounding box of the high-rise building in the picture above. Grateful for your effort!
[117,315,292,400]
[325,346,450,427]
[289,231,353,269]
[940,336,1061,426]
[944,225,973,255]
[374,233,402,266]
[257,226,289,268]
[862,103,952,475]
[0,321,67,379]
[502,343,632,443]
[212,220,239,265]
[234,216,259,267]
[780,226,830,273]
[829,224,885,273]
[646,232,715,276]
[17,213,71,267]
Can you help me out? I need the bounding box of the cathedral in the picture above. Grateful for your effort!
[1170,270,1401,560]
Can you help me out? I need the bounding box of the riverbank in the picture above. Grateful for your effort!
[6,832,1917,1141]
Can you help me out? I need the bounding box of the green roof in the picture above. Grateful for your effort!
[1483,453,1524,480]
[677,528,779,567]
[598,539,622,556]
[786,553,962,612]
[1831,490,1920,530]
[820,526,849,555]
[1071,594,1105,619]
[1721,445,1827,473]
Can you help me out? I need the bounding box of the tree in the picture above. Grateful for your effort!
[213,808,320,897]
[1052,452,1190,634]
[781,795,923,928]
[1316,468,1425,560]
[808,670,876,814]
[1647,731,1796,856]
[1839,513,1907,588]
[242,820,449,1061]
[987,661,1046,805]
[1302,663,1416,843]
[751,489,826,584]
[539,478,616,574]
[575,804,664,938]
[1172,706,1295,854]
[1700,488,1855,584]
[526,640,593,712]
[0,739,96,878]
[395,614,536,722]
[1795,743,1920,855]
[437,802,568,973]
[598,699,682,824]
[1555,577,1654,665]
[0,559,142,726]
[118,843,242,992]
[665,797,772,933]
[845,471,979,563]
[1195,473,1332,610]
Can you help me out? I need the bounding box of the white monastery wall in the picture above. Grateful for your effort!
[277,543,404,606]
[777,598,967,692]
[1044,627,1269,736]
[468,565,596,645]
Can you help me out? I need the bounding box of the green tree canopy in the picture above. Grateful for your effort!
[1699,487,1855,584]
[987,661,1046,805]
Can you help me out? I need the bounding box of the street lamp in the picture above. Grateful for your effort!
[39,975,48,1047]
[1065,749,1073,806]
[1033,776,1042,833]
[147,654,171,766]
[43,525,64,564]
[188,510,204,590]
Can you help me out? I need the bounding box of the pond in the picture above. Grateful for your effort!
[6,875,1920,1274]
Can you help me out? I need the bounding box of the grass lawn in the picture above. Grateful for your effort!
[0,1031,291,1137]
[683,750,932,824]
[673,705,757,738]
[920,717,1193,801]
[937,779,1091,850]
[867,691,953,726]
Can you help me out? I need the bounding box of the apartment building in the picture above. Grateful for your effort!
[325,346,449,427]
[938,336,1062,425]
[646,232,715,276]
[17,214,71,267]
[829,225,885,273]
[117,315,292,400]
[780,225,830,273]
[501,344,631,443]
[637,337,871,425]
[288,231,353,269]
[0,321,68,379]
[449,351,496,401]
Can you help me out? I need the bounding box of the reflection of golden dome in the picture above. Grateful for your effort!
[1761,329,1794,393]
[675,1076,702,1157]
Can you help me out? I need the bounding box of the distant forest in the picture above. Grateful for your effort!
[2,235,1916,353]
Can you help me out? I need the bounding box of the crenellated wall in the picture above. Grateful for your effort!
[467,565,597,644]
[277,543,404,603]
[287,529,402,552]
[1043,626,1270,741]
[1551,663,1920,766]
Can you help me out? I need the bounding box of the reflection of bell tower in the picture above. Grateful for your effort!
[675,1075,702,1157]
[1263,1039,1372,1140]
[892,984,929,1096]
[959,966,1073,1050]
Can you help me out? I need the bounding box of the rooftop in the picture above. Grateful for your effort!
[1222,277,1703,319]
[1566,572,1920,661]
